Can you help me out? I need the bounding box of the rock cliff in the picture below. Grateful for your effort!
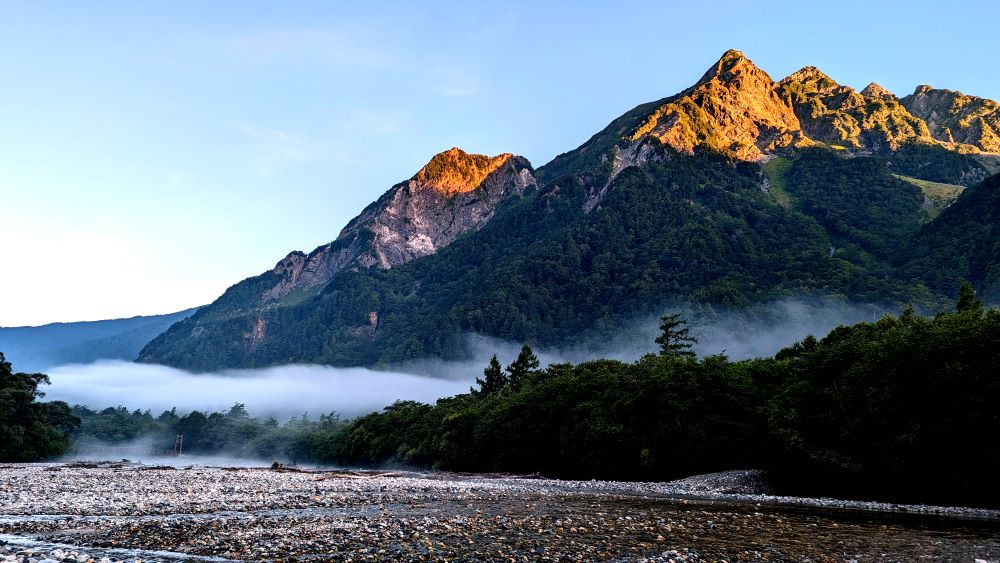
[902,85,1000,153]
[261,148,535,303]
[627,50,808,161]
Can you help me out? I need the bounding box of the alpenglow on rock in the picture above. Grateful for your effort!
[261,148,535,304]
[136,147,534,367]
[777,68,929,152]
[617,50,1000,161]
[626,49,809,161]
[901,85,1000,154]
[138,49,1000,371]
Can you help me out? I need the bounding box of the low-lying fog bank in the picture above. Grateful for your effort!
[45,362,476,419]
[41,298,888,418]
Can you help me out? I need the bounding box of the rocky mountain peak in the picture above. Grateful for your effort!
[781,66,841,91]
[412,147,515,196]
[861,82,894,99]
[256,148,535,304]
[627,49,806,161]
[786,66,831,80]
[272,251,306,275]
[902,86,1000,153]
[693,49,771,89]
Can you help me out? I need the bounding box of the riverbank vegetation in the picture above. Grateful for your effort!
[3,287,998,507]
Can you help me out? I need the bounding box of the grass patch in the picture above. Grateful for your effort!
[276,285,321,308]
[893,174,965,221]
[763,157,793,207]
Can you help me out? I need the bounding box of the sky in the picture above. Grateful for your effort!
[1,0,998,327]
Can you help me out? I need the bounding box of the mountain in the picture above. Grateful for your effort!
[904,171,1000,299]
[777,67,929,152]
[902,85,1000,153]
[0,309,197,373]
[624,49,808,161]
[255,148,534,309]
[139,149,535,365]
[139,50,1000,370]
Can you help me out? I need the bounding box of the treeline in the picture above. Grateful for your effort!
[324,287,1000,508]
[4,288,998,507]
[70,404,344,463]
[0,353,79,461]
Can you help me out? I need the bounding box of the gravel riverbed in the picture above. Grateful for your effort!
[1,462,998,562]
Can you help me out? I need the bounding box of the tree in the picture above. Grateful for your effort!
[957,281,983,314]
[0,352,79,461]
[656,314,697,358]
[506,345,540,392]
[472,355,507,396]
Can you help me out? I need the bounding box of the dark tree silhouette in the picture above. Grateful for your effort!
[957,281,983,314]
[506,345,540,391]
[656,314,697,358]
[472,355,507,395]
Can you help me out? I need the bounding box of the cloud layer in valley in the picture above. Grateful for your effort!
[41,298,892,419]
[45,361,476,420]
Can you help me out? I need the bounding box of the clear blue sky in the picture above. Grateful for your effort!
[2,0,998,326]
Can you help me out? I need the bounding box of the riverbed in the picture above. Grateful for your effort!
[1,462,997,562]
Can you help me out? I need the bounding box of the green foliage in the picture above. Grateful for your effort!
[321,301,1000,507]
[764,301,1000,506]
[957,281,983,313]
[506,345,540,392]
[784,148,924,261]
[147,146,947,370]
[762,156,792,207]
[884,141,990,185]
[892,174,965,221]
[0,352,79,461]
[71,402,345,462]
[471,355,506,396]
[655,313,696,358]
[905,172,1000,300]
[142,143,997,371]
[79,298,1000,506]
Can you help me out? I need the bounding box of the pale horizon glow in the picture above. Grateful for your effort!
[2,1,998,326]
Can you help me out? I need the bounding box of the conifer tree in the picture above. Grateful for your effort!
[957,281,983,314]
[656,314,697,358]
[506,345,540,392]
[472,355,507,396]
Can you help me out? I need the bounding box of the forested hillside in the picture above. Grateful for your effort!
[138,50,1000,370]
[68,295,1000,508]
[0,309,197,372]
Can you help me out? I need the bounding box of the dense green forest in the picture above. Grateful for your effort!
[21,288,1000,508]
[70,403,343,463]
[140,145,998,370]
[0,353,79,461]
[316,289,999,507]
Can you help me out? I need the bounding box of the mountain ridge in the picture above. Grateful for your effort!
[246,147,535,308]
[0,309,198,372]
[137,50,1000,370]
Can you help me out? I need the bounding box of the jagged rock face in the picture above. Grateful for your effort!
[628,50,808,161]
[902,86,1000,153]
[339,149,534,269]
[779,67,866,147]
[618,51,999,162]
[778,70,929,152]
[262,148,535,303]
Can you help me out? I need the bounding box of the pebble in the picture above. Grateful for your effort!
[0,463,997,561]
